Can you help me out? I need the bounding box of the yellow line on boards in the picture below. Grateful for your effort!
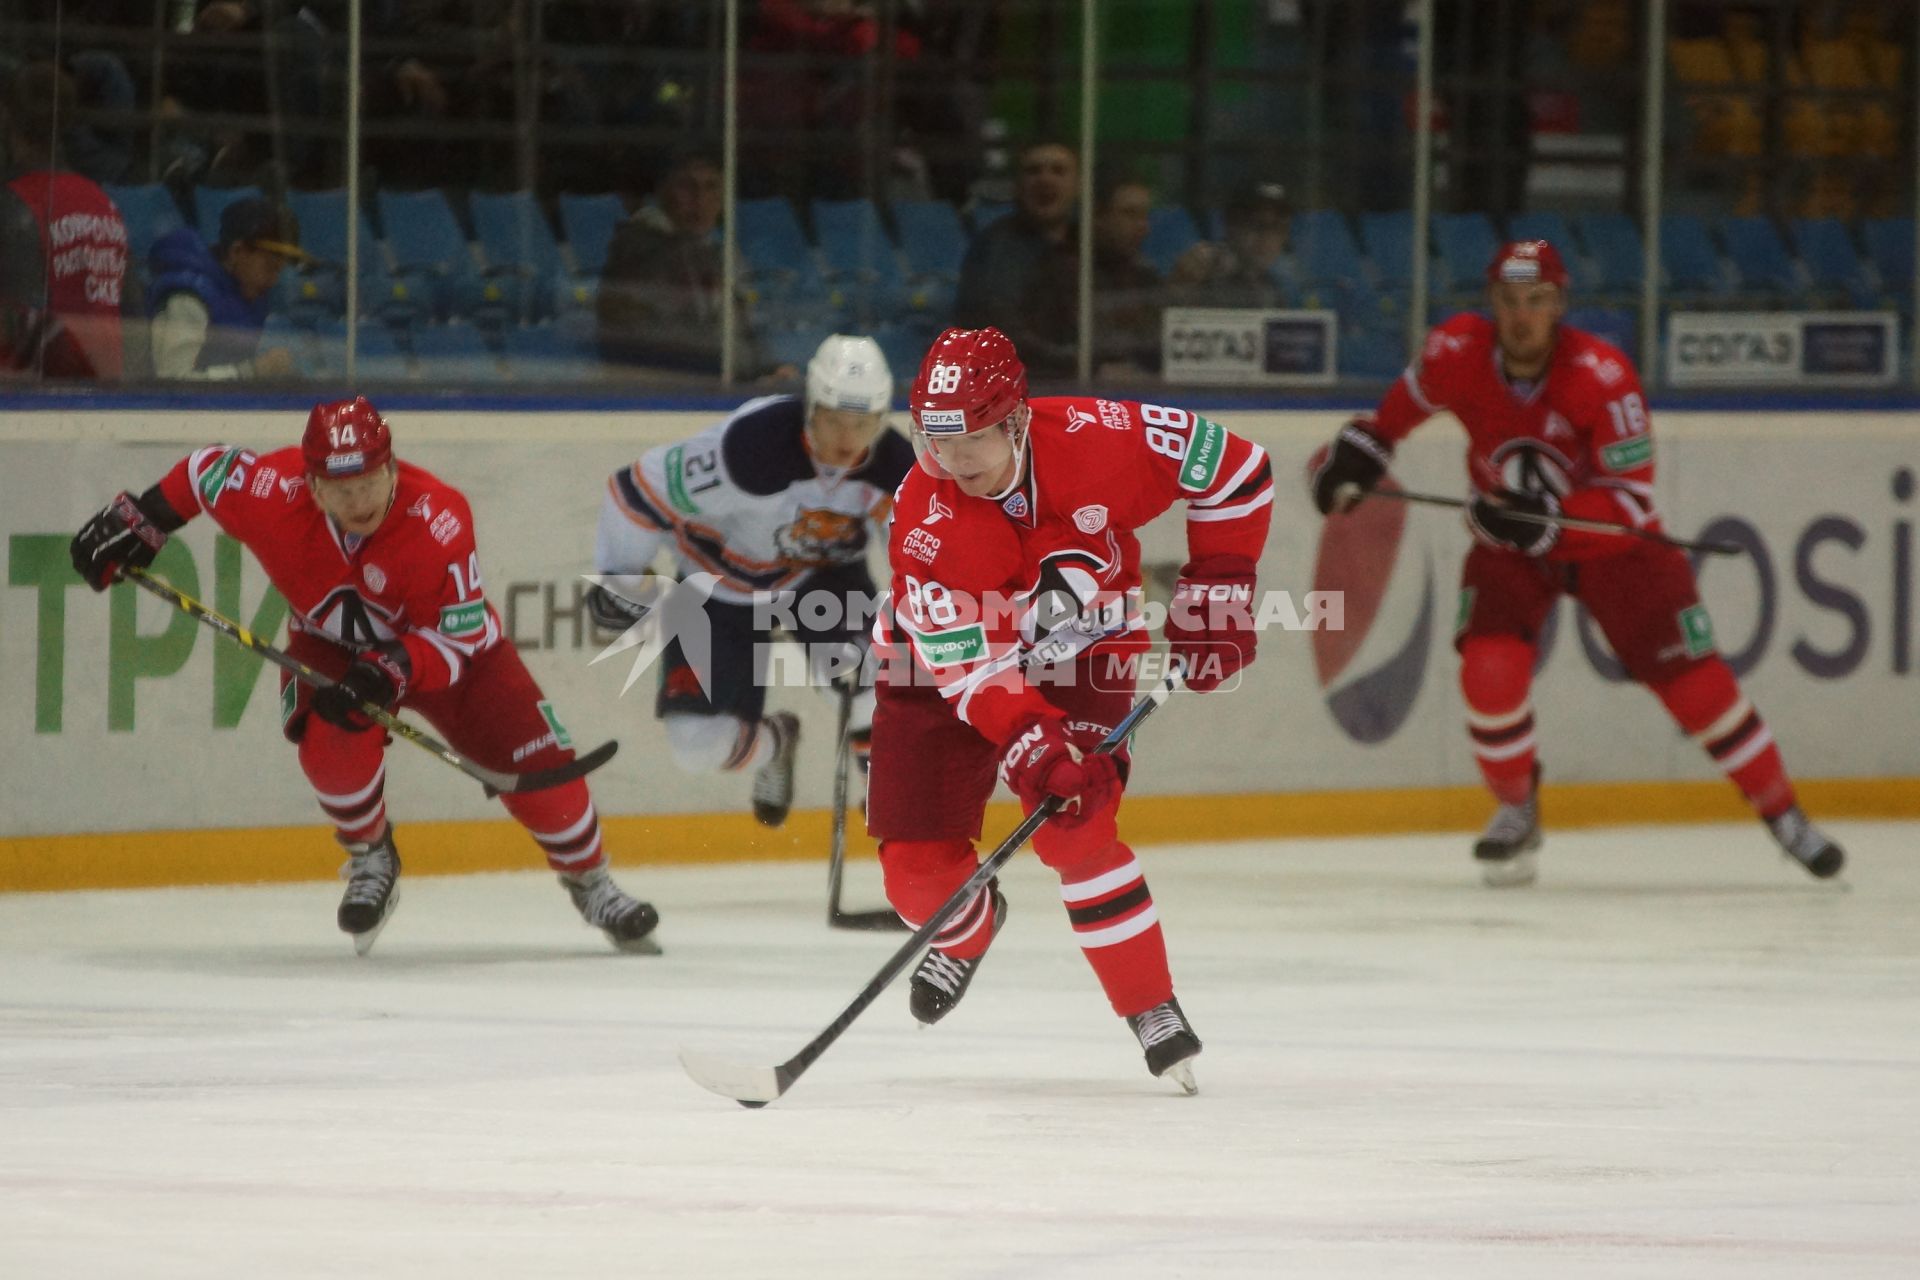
[3,777,1916,893]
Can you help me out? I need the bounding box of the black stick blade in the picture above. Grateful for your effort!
[829,907,911,932]
[481,739,620,798]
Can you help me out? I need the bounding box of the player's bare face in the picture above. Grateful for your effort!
[311,465,397,536]
[1490,281,1566,379]
[929,424,1017,497]
[808,406,885,469]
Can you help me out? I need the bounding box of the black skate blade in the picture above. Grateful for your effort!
[608,933,664,956]
[348,889,398,958]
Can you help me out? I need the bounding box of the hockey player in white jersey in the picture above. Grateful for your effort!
[592,334,914,826]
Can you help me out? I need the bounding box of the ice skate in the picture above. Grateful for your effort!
[1767,806,1845,880]
[561,864,662,953]
[751,712,801,828]
[1474,767,1541,888]
[1127,997,1202,1095]
[337,829,401,956]
[908,882,1008,1026]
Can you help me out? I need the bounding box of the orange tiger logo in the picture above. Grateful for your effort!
[776,508,865,566]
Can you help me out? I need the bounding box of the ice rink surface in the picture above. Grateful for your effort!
[4,822,1918,1279]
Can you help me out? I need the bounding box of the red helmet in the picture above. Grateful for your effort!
[1486,239,1570,290]
[302,396,393,478]
[910,327,1028,438]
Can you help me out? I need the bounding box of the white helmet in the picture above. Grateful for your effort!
[806,334,893,418]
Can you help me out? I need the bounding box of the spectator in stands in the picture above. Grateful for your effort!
[1169,180,1295,309]
[596,152,781,380]
[952,140,1079,377]
[1089,175,1164,377]
[147,197,305,381]
[0,179,95,378]
[1,62,128,380]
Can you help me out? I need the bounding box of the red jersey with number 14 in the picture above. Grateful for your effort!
[1371,314,1660,560]
[878,395,1272,745]
[157,444,503,691]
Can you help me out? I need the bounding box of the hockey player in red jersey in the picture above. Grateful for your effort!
[69,397,660,954]
[869,327,1272,1091]
[1309,239,1844,886]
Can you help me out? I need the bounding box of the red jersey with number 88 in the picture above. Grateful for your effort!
[878,396,1272,745]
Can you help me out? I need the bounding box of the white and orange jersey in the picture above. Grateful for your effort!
[157,444,502,691]
[596,395,915,604]
[1372,313,1660,560]
[878,395,1272,744]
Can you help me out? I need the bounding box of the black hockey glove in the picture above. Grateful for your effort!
[71,489,176,591]
[312,644,411,732]
[1309,417,1393,515]
[586,582,649,633]
[1467,488,1561,557]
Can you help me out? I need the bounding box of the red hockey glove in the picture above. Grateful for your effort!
[1308,417,1393,515]
[71,491,169,591]
[1467,488,1561,557]
[312,644,411,732]
[1165,554,1258,693]
[999,715,1120,829]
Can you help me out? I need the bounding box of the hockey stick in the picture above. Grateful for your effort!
[680,662,1187,1106]
[1372,488,1743,556]
[825,676,908,931]
[121,566,618,798]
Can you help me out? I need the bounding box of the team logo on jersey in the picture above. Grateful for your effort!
[923,497,954,526]
[408,495,432,519]
[1001,492,1029,520]
[308,586,401,649]
[429,509,462,546]
[1064,406,1098,433]
[1096,400,1131,430]
[280,475,306,501]
[363,563,388,593]
[902,528,940,565]
[1489,438,1575,497]
[1542,411,1575,442]
[775,508,864,566]
[1073,504,1108,534]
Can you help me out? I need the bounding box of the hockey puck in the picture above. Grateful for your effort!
[738,1100,768,1110]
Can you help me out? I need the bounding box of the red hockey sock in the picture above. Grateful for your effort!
[879,838,992,959]
[1056,842,1173,1018]
[1653,660,1797,819]
[501,780,605,873]
[1460,636,1538,806]
[298,720,389,844]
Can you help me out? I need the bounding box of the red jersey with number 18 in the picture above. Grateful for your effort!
[1370,313,1661,560]
[156,444,504,692]
[877,396,1272,745]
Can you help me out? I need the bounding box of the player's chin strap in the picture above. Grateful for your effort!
[984,404,1034,504]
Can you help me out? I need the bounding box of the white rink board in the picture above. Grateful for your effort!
[1,409,1915,836]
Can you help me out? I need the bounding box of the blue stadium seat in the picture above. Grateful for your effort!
[1658,213,1730,299]
[1566,305,1637,355]
[891,198,968,282]
[1576,212,1645,297]
[1720,216,1804,301]
[1791,219,1877,308]
[1359,211,1414,291]
[503,323,599,383]
[285,189,387,321]
[1142,205,1202,276]
[469,191,568,322]
[558,193,625,276]
[1430,212,1500,298]
[1292,210,1368,290]
[376,189,487,324]
[735,196,834,328]
[1861,218,1915,302]
[811,198,910,322]
[967,200,1012,234]
[193,184,262,247]
[1338,323,1408,381]
[308,319,411,382]
[410,323,503,382]
[103,183,186,265]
